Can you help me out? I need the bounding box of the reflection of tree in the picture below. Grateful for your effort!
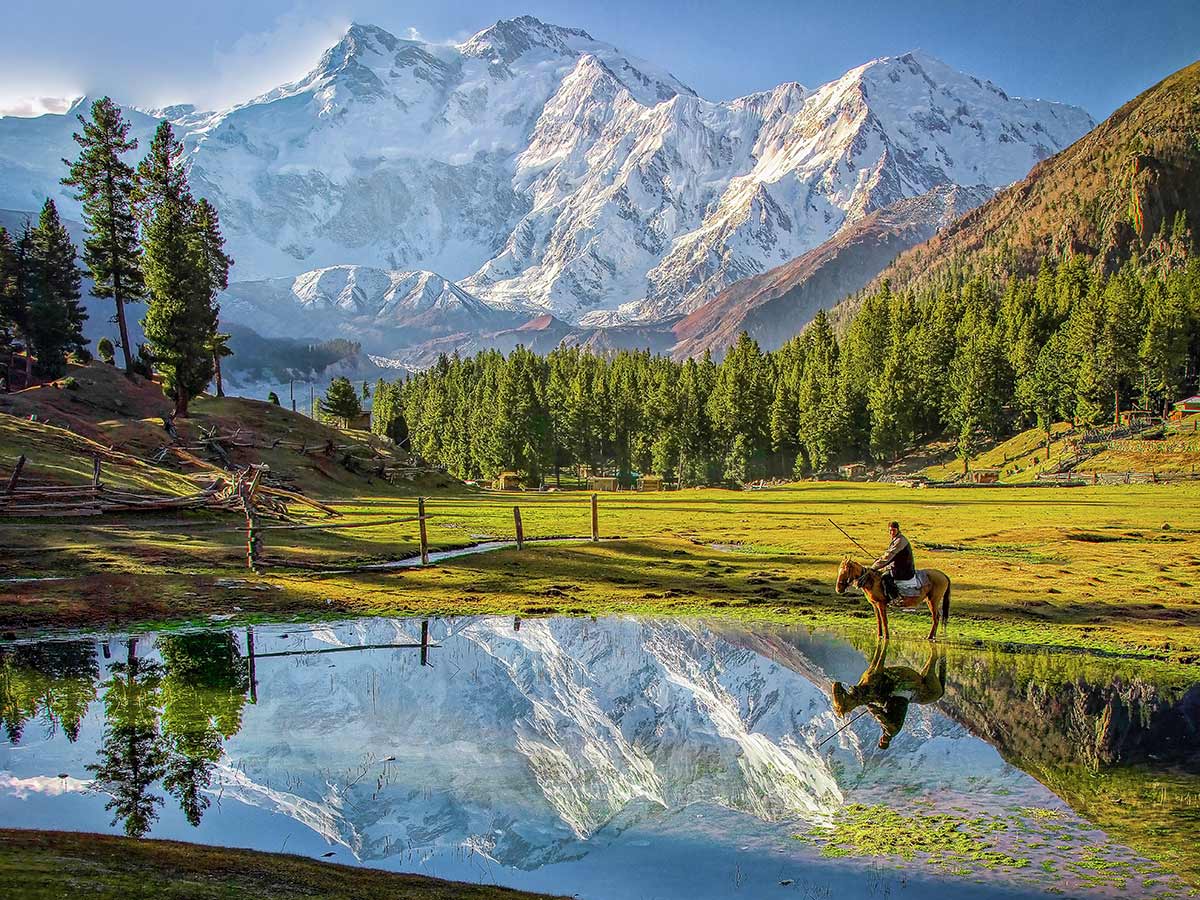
[158,632,250,826]
[0,641,99,744]
[87,640,167,837]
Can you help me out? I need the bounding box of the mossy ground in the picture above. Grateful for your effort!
[795,803,1196,898]
[0,829,565,899]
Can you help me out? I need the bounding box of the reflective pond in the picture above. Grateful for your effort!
[2,617,1198,898]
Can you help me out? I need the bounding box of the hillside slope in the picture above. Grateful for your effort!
[0,362,451,499]
[873,59,1200,292]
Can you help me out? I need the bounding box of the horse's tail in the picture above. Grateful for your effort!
[941,576,951,634]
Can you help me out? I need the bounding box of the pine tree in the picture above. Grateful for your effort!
[28,199,86,377]
[62,97,145,375]
[138,121,213,417]
[191,198,233,395]
[321,376,363,428]
[10,223,38,383]
[0,227,18,364]
[205,332,233,397]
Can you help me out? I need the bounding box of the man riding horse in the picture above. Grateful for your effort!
[874,521,915,603]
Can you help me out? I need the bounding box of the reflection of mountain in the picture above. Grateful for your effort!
[218,618,1034,872]
[3,618,1196,896]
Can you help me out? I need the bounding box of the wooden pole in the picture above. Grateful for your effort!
[91,455,102,488]
[6,455,26,494]
[247,626,258,704]
[591,492,598,542]
[290,379,295,412]
[241,468,265,571]
[418,497,429,566]
[514,506,524,550]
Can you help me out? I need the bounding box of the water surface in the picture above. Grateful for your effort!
[2,616,1197,898]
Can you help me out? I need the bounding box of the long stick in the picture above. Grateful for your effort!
[828,518,876,558]
[817,709,871,748]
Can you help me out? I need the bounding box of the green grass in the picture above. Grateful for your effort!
[2,480,1199,674]
[2,482,1200,672]
[0,829,565,899]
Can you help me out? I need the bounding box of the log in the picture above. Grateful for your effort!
[591,493,599,542]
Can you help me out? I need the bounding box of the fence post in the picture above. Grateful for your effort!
[241,467,265,572]
[6,455,26,494]
[591,493,598,542]
[514,506,524,550]
[92,455,102,488]
[418,497,429,566]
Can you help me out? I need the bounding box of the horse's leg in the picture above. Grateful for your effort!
[873,600,883,637]
[926,593,938,641]
[880,604,889,641]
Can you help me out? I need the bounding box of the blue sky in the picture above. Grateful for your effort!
[3,0,1197,119]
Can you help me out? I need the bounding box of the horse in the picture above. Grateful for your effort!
[835,558,951,641]
[830,640,947,749]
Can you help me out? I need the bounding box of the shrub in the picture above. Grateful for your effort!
[96,337,116,365]
[267,391,281,406]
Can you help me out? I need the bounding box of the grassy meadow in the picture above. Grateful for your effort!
[2,477,1198,675]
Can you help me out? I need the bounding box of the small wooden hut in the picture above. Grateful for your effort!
[838,463,868,480]
[587,475,619,492]
[494,471,523,491]
[637,474,664,492]
[1170,395,1200,421]
[965,469,1001,484]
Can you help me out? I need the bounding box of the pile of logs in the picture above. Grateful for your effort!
[1,453,338,520]
[1,454,225,517]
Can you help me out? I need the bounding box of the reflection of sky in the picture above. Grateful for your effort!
[0,618,1162,899]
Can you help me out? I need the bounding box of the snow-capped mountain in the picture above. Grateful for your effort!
[0,16,1094,332]
[220,265,527,354]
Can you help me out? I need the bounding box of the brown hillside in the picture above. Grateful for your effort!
[0,362,450,498]
[670,185,989,358]
[875,58,1200,291]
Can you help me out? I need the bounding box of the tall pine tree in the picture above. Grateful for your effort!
[0,227,17,365]
[29,199,87,377]
[62,97,145,375]
[137,122,214,417]
[191,198,233,395]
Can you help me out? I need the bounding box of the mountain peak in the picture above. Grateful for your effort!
[459,15,594,64]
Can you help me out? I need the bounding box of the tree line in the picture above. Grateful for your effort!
[0,97,232,415]
[372,236,1200,486]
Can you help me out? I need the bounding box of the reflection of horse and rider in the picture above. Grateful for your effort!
[829,640,947,750]
[834,521,952,641]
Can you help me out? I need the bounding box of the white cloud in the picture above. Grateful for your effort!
[0,96,79,118]
[0,772,92,798]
